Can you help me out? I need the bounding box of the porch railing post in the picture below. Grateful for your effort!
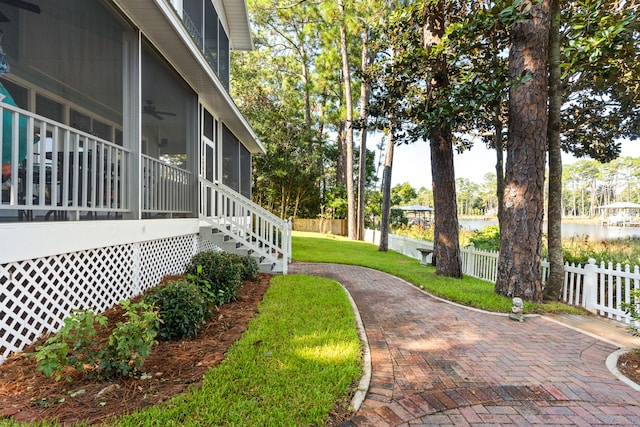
[583,258,597,313]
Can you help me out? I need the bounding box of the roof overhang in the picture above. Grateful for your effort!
[598,202,640,210]
[221,0,254,51]
[112,0,264,154]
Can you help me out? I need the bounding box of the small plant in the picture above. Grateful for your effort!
[32,309,107,381]
[143,279,210,341]
[185,251,243,306]
[622,288,640,336]
[31,301,160,380]
[96,300,160,378]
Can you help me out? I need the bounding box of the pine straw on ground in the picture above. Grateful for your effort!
[0,274,273,425]
[618,350,640,386]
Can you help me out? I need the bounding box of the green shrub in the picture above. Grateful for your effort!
[97,300,160,378]
[144,279,210,341]
[32,309,107,381]
[31,301,159,380]
[226,253,260,281]
[185,251,243,306]
[468,225,501,251]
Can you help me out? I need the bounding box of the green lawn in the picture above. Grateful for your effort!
[292,231,584,314]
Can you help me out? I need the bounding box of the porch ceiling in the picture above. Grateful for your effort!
[113,0,264,154]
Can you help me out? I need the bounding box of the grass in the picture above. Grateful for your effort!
[112,275,361,427]
[292,231,585,314]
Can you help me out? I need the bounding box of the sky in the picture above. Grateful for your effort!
[386,137,640,190]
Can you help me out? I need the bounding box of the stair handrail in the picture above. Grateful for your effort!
[199,178,291,273]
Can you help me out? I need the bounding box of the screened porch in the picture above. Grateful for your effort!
[0,102,193,222]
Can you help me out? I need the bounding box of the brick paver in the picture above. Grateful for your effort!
[290,263,640,426]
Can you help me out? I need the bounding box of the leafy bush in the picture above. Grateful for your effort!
[144,279,210,341]
[393,224,434,241]
[185,251,243,306]
[97,300,160,378]
[32,309,107,381]
[226,253,260,281]
[468,225,501,251]
[31,301,160,380]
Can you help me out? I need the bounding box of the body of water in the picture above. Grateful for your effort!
[459,219,640,241]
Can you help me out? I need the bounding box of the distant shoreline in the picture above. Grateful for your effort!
[458,215,603,225]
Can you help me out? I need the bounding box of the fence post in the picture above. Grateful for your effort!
[465,244,475,277]
[583,258,597,313]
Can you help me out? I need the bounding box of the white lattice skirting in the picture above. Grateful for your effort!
[0,234,218,363]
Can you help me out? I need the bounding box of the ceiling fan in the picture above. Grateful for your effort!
[143,100,176,120]
[0,0,40,23]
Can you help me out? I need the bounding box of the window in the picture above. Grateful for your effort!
[70,110,91,134]
[141,41,196,169]
[204,0,219,72]
[240,144,251,198]
[218,25,229,90]
[201,107,216,182]
[183,0,204,48]
[203,108,214,140]
[181,0,229,90]
[222,124,251,198]
[222,125,239,192]
[0,79,27,109]
[36,95,63,123]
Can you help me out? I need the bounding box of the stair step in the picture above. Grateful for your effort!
[200,224,286,275]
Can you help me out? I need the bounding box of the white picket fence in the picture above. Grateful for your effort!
[365,230,640,324]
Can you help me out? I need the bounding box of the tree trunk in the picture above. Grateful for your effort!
[430,126,462,276]
[495,0,550,302]
[357,29,371,241]
[423,0,462,277]
[379,125,394,252]
[338,0,357,240]
[493,103,505,225]
[300,44,312,128]
[335,123,346,186]
[544,0,564,301]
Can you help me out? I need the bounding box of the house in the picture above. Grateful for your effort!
[0,0,290,363]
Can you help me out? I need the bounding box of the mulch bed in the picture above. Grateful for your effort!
[617,350,640,386]
[0,274,272,425]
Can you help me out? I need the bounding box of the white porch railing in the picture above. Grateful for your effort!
[365,229,640,324]
[199,178,291,273]
[1,104,130,220]
[142,155,193,214]
[0,104,199,220]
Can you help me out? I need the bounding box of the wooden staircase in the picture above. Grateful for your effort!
[198,179,291,274]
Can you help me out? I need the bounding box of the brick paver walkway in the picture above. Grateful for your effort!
[290,262,640,426]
